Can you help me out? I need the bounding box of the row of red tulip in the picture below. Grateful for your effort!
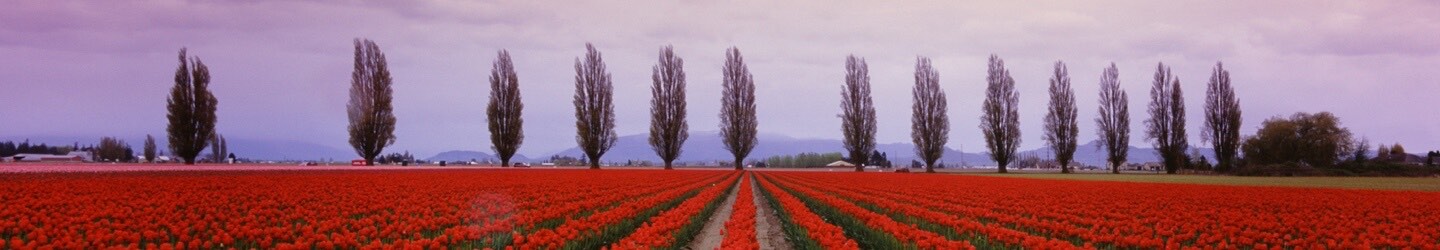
[609,172,740,249]
[754,174,859,250]
[0,169,735,249]
[767,172,1082,249]
[718,173,759,250]
[762,171,1440,249]
[764,173,979,249]
[518,172,736,249]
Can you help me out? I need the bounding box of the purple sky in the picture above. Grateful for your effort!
[2,1,1437,157]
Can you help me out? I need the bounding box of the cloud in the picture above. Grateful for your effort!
[1,0,1436,158]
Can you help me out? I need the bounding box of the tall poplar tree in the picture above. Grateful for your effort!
[1146,63,1188,174]
[487,50,524,167]
[143,134,157,163]
[347,39,397,166]
[720,47,758,170]
[649,45,688,170]
[1096,63,1130,174]
[981,55,1021,173]
[1044,61,1079,173]
[573,43,617,169]
[840,55,877,172]
[1202,62,1242,172]
[911,57,948,173]
[166,48,218,165]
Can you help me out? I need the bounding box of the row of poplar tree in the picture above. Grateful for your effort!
[162,39,1243,174]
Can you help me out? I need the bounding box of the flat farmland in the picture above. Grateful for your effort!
[956,171,1440,191]
[2,165,1438,249]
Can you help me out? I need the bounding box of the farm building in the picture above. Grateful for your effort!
[7,151,92,162]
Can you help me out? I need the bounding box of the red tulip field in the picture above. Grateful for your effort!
[1,167,1438,249]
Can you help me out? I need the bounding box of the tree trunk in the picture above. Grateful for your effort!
[925,161,936,173]
[1061,163,1071,173]
[733,156,743,170]
[185,158,196,165]
[501,158,510,168]
[855,164,864,172]
[1111,162,1120,174]
[998,161,1008,173]
[1165,157,1179,174]
[590,158,601,170]
[365,158,375,166]
[664,161,673,170]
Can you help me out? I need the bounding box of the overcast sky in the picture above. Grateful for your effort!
[2,0,1437,158]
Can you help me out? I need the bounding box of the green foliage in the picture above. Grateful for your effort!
[868,150,892,168]
[375,151,414,165]
[1241,112,1353,169]
[143,135,157,163]
[1237,162,1440,177]
[0,140,73,157]
[983,173,1440,191]
[1391,143,1407,156]
[1377,144,1391,160]
[547,155,587,166]
[761,152,844,168]
[96,137,133,162]
[208,133,227,163]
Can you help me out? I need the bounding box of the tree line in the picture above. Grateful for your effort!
[154,40,1430,175]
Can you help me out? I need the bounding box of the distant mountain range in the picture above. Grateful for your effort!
[425,150,531,163]
[1,136,354,161]
[6,133,1213,166]
[523,131,1214,167]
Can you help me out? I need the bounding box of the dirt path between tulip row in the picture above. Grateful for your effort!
[686,179,742,249]
[753,176,792,250]
[686,175,792,250]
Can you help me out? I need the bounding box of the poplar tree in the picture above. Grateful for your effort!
[209,133,227,163]
[487,50,524,167]
[1146,63,1188,174]
[573,43,617,169]
[840,55,877,172]
[347,39,397,166]
[720,47,758,170]
[1044,61,1079,173]
[166,48,218,165]
[981,55,1021,173]
[1202,62,1242,172]
[1096,63,1130,174]
[143,134,157,163]
[911,57,948,173]
[649,45,688,170]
